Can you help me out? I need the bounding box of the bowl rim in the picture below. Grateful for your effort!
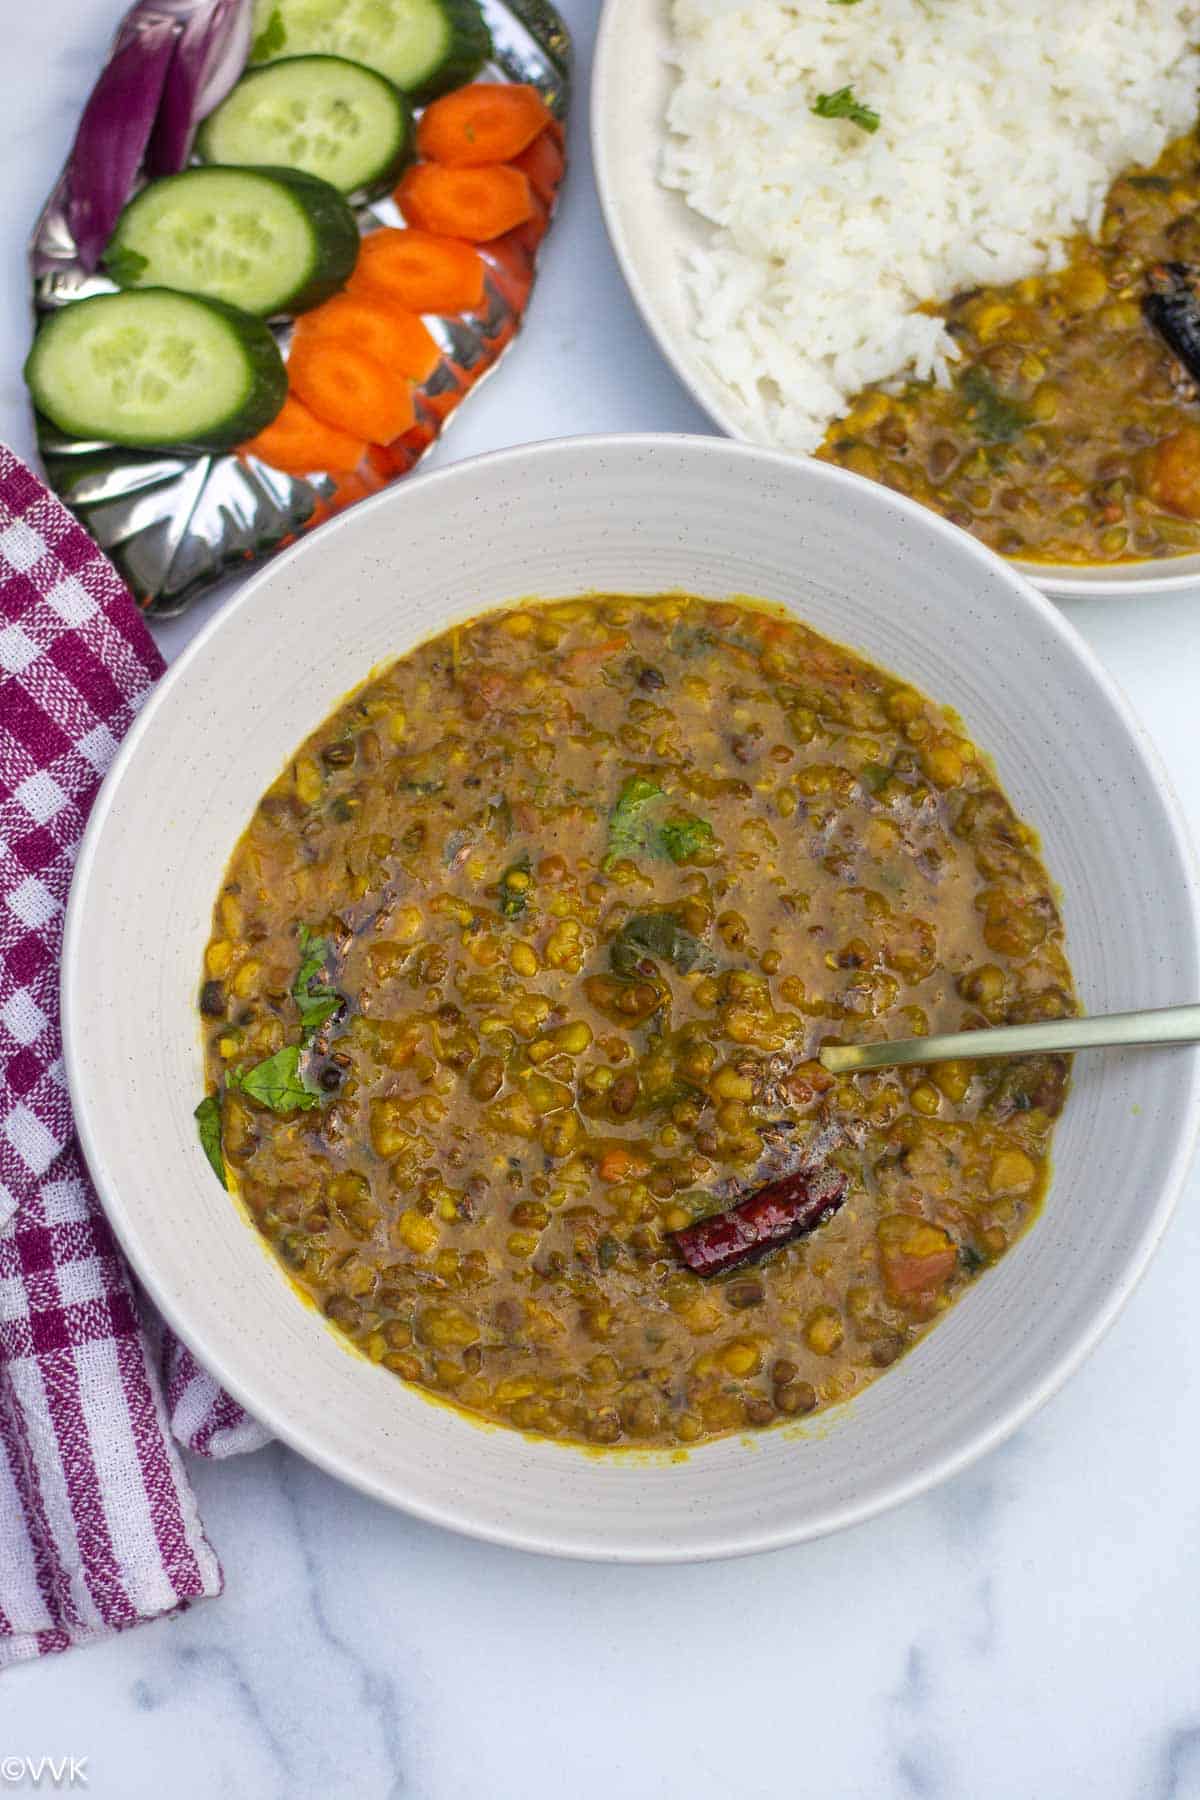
[63,431,1200,1559]
[589,0,1200,607]
[1012,560,1200,599]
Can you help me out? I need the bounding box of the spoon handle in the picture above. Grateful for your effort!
[818,1003,1200,1075]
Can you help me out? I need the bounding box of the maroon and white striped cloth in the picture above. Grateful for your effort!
[0,446,266,1668]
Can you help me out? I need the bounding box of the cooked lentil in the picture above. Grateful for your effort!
[819,127,1200,566]
[199,594,1075,1448]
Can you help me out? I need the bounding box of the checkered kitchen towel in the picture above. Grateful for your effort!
[0,446,266,1668]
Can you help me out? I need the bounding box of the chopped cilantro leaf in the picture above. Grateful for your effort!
[811,86,880,133]
[251,6,286,59]
[499,854,532,918]
[292,926,340,1037]
[603,776,663,871]
[659,814,715,863]
[959,367,1031,443]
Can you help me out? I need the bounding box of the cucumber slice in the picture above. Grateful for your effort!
[25,290,287,453]
[250,0,492,103]
[197,56,413,197]
[104,166,360,317]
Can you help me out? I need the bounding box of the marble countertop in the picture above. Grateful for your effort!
[4,3,1200,1795]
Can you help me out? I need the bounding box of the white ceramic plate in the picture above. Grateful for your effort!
[64,435,1200,1560]
[590,0,1200,602]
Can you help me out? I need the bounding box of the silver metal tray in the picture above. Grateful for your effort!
[28,0,570,615]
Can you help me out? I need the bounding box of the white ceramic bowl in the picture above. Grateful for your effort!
[64,434,1200,1560]
[590,0,1200,603]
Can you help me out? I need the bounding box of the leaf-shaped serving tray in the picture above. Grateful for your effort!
[28,0,571,615]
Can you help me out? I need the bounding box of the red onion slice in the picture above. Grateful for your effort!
[63,0,253,271]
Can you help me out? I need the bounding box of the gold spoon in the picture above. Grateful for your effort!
[818,1003,1200,1075]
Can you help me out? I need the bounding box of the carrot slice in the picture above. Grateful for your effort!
[560,634,629,675]
[293,292,441,383]
[417,83,553,168]
[396,163,534,242]
[348,229,486,314]
[597,1147,651,1184]
[511,125,566,206]
[877,1215,959,1305]
[288,337,415,443]
[240,394,366,475]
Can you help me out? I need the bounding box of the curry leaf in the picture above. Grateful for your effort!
[194,1095,226,1189]
[228,1045,321,1113]
[602,776,663,870]
[658,814,714,863]
[610,912,717,977]
[811,86,880,133]
[292,927,340,1037]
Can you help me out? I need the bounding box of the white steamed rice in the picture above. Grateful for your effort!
[660,0,1200,449]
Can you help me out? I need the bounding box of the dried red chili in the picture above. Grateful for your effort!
[670,1166,848,1277]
